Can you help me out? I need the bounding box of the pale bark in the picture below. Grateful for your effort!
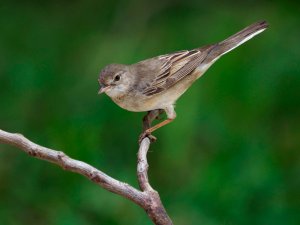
[0,129,173,225]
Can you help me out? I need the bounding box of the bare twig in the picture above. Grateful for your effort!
[0,129,173,225]
[0,129,144,205]
[137,138,153,191]
[137,138,173,225]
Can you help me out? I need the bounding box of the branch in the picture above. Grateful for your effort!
[137,138,173,225]
[137,138,153,191]
[0,129,173,225]
[0,129,144,205]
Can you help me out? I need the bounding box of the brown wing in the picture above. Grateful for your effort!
[142,48,210,96]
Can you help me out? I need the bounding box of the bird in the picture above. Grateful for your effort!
[98,21,268,142]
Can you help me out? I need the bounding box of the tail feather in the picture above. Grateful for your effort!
[208,21,268,60]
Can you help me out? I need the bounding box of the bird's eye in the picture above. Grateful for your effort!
[114,74,121,82]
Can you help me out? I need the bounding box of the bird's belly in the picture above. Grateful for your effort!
[112,94,167,112]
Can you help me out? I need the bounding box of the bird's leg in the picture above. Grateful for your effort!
[139,109,163,143]
[142,109,164,131]
[140,105,176,143]
[145,118,174,134]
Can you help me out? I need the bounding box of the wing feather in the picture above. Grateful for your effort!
[143,48,208,96]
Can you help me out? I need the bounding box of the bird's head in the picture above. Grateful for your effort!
[98,64,133,98]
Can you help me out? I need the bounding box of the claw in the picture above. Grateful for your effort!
[139,132,157,144]
[148,134,157,142]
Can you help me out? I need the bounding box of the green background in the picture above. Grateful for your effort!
[0,0,299,224]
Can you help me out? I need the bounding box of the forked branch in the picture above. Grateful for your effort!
[0,129,172,225]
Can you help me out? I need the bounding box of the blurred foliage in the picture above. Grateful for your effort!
[0,0,299,224]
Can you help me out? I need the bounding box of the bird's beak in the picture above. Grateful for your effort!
[98,86,111,94]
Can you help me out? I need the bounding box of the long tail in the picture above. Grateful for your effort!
[207,21,268,60]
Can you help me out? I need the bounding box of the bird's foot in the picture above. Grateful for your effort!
[139,131,157,144]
